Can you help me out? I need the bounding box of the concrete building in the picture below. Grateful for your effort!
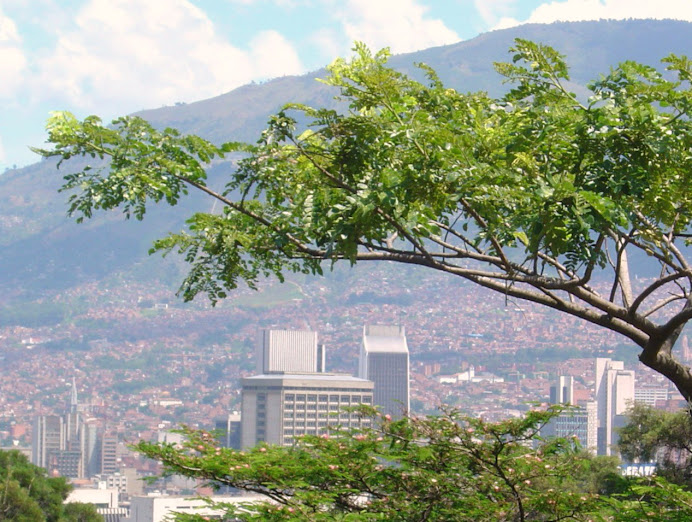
[635,386,670,406]
[100,433,119,475]
[123,495,266,522]
[66,486,119,510]
[31,381,118,478]
[544,375,597,452]
[256,329,325,374]
[550,375,574,405]
[595,358,635,456]
[240,373,374,447]
[215,412,241,449]
[359,325,410,418]
[32,415,64,470]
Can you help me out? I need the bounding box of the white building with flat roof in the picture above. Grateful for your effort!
[359,325,410,418]
[256,329,325,374]
[595,358,635,456]
[123,495,267,522]
[241,373,373,448]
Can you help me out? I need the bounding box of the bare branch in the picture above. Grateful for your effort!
[629,271,692,317]
[643,294,688,318]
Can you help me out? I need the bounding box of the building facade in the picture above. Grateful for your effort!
[240,373,374,447]
[595,358,635,456]
[31,381,118,478]
[256,329,325,374]
[545,375,597,452]
[359,324,410,418]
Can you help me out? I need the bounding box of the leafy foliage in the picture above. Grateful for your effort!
[618,403,692,486]
[35,41,692,399]
[0,450,99,522]
[136,407,692,521]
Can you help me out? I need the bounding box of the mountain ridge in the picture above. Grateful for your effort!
[2,18,691,301]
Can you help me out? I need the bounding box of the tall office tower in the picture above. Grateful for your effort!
[215,412,242,449]
[100,434,119,475]
[595,358,635,456]
[543,402,598,453]
[549,375,574,405]
[359,325,410,418]
[257,329,326,374]
[32,415,65,470]
[82,421,101,477]
[31,380,109,478]
[241,373,374,448]
[545,375,597,452]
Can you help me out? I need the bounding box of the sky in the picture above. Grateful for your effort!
[1,0,692,172]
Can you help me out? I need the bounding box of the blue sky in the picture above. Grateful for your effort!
[1,0,691,171]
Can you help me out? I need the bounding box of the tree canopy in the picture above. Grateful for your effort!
[35,40,692,399]
[618,403,692,486]
[138,407,692,521]
[0,450,100,522]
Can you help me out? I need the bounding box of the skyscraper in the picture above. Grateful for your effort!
[595,358,635,456]
[31,378,116,478]
[241,328,374,448]
[359,324,410,418]
[544,375,597,452]
[240,373,374,447]
[32,415,64,470]
[215,412,242,449]
[256,329,326,374]
[549,375,574,405]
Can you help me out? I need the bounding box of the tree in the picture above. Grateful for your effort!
[63,502,102,522]
[618,403,692,485]
[35,40,692,400]
[137,407,692,521]
[0,450,99,522]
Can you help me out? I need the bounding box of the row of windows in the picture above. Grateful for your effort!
[284,394,371,402]
[244,386,372,392]
[283,421,369,435]
[284,403,361,411]
[284,412,358,420]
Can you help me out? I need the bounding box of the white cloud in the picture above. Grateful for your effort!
[495,0,692,29]
[33,0,304,114]
[339,0,460,55]
[248,30,303,79]
[474,0,518,26]
[0,7,27,99]
[309,27,342,64]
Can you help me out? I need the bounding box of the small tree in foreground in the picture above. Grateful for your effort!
[137,408,692,521]
[0,450,100,522]
[35,41,692,399]
[618,403,692,486]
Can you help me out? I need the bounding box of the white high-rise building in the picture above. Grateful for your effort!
[545,375,597,452]
[359,325,410,418]
[595,358,635,456]
[32,415,65,470]
[242,328,374,448]
[241,373,374,447]
[550,375,574,405]
[256,329,325,374]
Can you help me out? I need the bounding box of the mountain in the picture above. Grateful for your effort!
[1,19,691,300]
